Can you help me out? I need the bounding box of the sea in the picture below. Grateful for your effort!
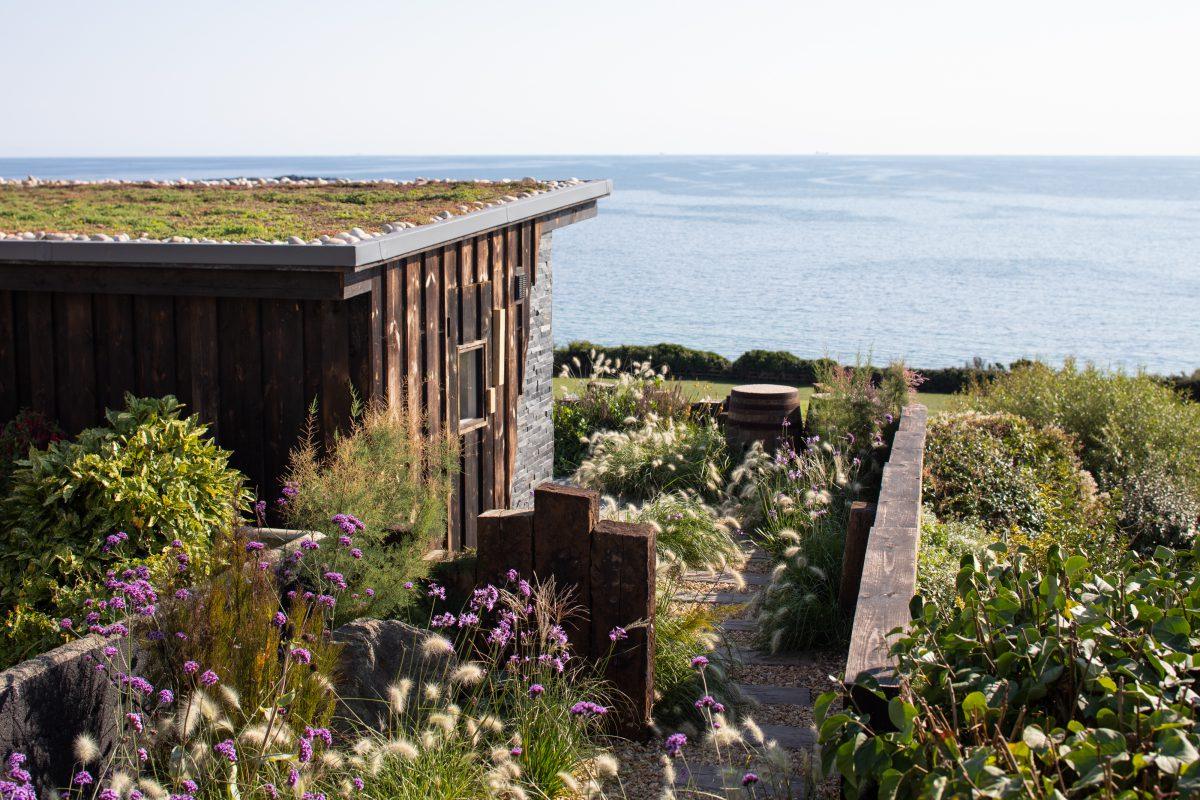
[3,155,1198,374]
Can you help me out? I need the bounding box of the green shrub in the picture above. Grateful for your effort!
[609,491,742,573]
[573,416,728,501]
[1113,464,1199,553]
[555,340,731,379]
[818,542,1200,798]
[923,411,1112,554]
[0,395,247,666]
[553,399,592,476]
[915,510,991,617]
[280,401,457,625]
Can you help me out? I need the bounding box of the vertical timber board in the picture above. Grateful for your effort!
[446,246,462,550]
[423,250,441,439]
[217,297,265,493]
[368,274,384,402]
[462,429,480,548]
[21,292,56,417]
[319,299,352,450]
[839,502,877,613]
[133,295,176,398]
[384,263,403,408]
[301,300,323,423]
[479,281,495,511]
[476,509,534,589]
[459,238,473,289]
[175,297,220,437]
[53,293,96,433]
[496,227,513,505]
[347,292,373,407]
[441,245,458,436]
[533,484,598,652]
[474,235,488,286]
[404,257,421,421]
[590,519,656,733]
[260,299,306,501]
[0,291,16,422]
[94,294,136,416]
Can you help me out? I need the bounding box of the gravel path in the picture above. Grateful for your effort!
[604,545,841,799]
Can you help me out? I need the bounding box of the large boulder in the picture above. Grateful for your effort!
[332,618,456,732]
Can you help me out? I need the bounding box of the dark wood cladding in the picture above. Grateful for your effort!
[0,215,551,550]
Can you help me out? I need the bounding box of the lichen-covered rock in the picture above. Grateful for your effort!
[332,618,455,732]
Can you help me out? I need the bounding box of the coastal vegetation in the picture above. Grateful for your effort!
[0,179,546,240]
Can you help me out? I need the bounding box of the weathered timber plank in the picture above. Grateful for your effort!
[476,509,534,588]
[94,294,136,415]
[839,501,877,613]
[53,293,96,433]
[20,292,56,416]
[260,299,306,501]
[217,297,266,492]
[423,250,441,439]
[404,257,420,419]
[134,295,177,399]
[590,519,656,734]
[533,484,598,652]
[319,299,352,450]
[0,291,16,421]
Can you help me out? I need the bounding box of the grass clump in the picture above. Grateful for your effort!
[573,415,728,502]
[606,491,742,574]
[279,400,457,625]
[554,353,692,475]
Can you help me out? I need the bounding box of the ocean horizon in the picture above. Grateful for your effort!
[4,154,1198,375]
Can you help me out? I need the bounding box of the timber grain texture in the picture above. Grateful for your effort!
[844,404,927,688]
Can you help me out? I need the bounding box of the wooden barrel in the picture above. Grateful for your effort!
[726,384,800,452]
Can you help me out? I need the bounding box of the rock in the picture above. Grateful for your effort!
[287,236,305,245]
[332,619,455,732]
[349,227,367,238]
[90,234,112,242]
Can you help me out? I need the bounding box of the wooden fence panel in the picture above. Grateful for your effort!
[53,293,96,433]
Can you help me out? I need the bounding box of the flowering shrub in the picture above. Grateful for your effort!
[818,542,1200,798]
[923,411,1113,556]
[0,395,247,667]
[573,415,728,502]
[280,400,457,623]
[807,360,921,477]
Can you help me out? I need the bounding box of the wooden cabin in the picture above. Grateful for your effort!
[0,177,611,550]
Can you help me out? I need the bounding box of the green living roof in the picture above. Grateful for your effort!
[0,177,575,244]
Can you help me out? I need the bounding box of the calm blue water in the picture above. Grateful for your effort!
[3,155,1198,373]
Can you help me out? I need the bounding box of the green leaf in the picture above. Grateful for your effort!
[1022,725,1050,752]
[961,691,988,718]
[1064,554,1088,579]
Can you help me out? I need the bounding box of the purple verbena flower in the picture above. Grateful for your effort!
[213,739,237,763]
[665,733,687,757]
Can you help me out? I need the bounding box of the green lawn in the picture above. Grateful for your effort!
[552,376,957,414]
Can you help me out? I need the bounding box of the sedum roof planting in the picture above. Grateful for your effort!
[0,176,589,245]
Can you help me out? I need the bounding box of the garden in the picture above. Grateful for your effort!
[1,351,1197,800]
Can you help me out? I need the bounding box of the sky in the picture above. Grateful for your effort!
[2,0,1198,157]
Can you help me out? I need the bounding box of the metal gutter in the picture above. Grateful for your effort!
[0,179,612,269]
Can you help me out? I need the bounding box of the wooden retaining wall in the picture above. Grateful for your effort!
[843,404,927,725]
[476,483,655,735]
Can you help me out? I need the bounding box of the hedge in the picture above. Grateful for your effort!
[554,342,1200,399]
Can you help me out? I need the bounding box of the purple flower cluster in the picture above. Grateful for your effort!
[213,739,237,763]
[245,540,266,553]
[608,626,628,642]
[569,700,608,717]
[289,647,312,665]
[3,752,34,800]
[101,530,129,553]
[694,694,725,713]
[690,655,709,669]
[427,583,447,601]
[323,571,348,591]
[332,513,365,536]
[664,733,687,757]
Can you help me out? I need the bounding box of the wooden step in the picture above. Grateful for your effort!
[674,591,754,605]
[719,618,757,632]
[683,570,770,587]
[735,682,811,707]
[672,760,809,795]
[759,722,816,749]
[726,646,807,666]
